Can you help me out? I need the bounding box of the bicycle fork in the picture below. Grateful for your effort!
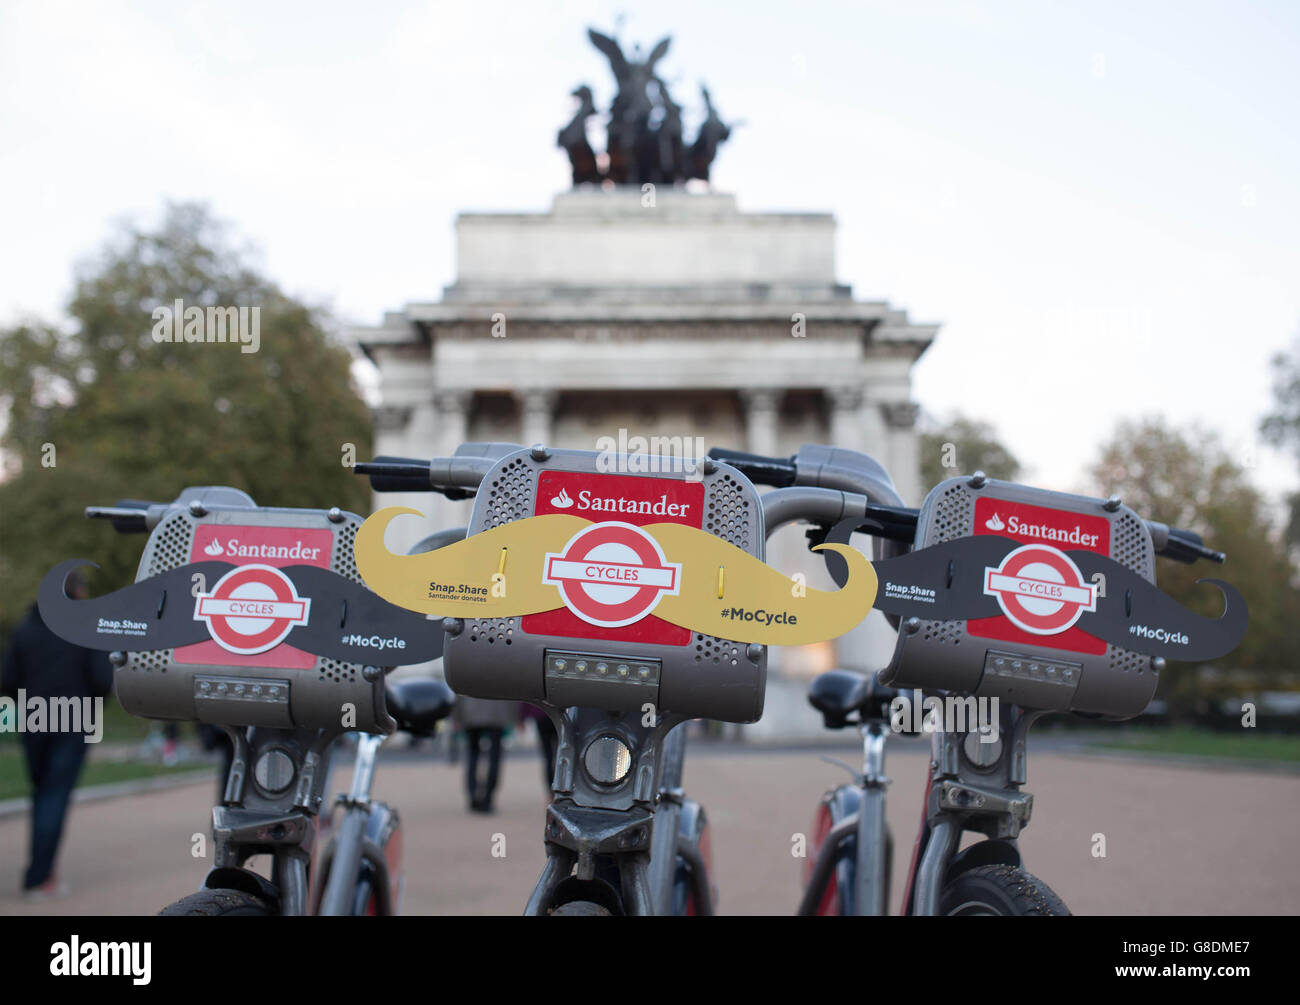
[904,703,1041,915]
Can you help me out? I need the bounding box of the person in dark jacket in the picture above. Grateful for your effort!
[2,586,114,900]
[454,696,516,814]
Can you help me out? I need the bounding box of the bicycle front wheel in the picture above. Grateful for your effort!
[939,865,1070,916]
[159,888,276,916]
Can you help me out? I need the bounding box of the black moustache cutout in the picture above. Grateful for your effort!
[868,537,1247,661]
[38,559,444,665]
[282,565,444,663]
[39,559,231,651]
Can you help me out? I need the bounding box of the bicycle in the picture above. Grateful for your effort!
[46,485,456,916]
[706,444,1236,916]
[357,444,734,915]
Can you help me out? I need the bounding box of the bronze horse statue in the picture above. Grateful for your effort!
[561,27,734,188]
[558,85,600,185]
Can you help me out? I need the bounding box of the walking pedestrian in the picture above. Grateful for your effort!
[455,696,516,814]
[2,584,113,901]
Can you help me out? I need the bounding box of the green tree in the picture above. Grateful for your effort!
[919,414,1021,491]
[1260,334,1300,549]
[0,203,372,647]
[1089,417,1300,719]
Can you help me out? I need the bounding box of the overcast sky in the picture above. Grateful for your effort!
[2,0,1296,499]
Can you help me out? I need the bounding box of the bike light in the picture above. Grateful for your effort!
[194,674,292,727]
[543,649,661,712]
[584,735,632,785]
[979,650,1081,709]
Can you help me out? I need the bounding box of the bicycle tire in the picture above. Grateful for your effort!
[939,864,1070,916]
[550,899,614,916]
[158,888,276,916]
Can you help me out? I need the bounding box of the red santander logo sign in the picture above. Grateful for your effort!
[179,525,333,668]
[972,497,1108,655]
[528,471,703,645]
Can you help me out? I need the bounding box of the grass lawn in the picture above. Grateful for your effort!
[0,748,208,802]
[1094,726,1300,762]
[0,695,212,802]
[0,694,159,747]
[1,695,235,801]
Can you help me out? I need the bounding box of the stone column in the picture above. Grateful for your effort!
[826,386,864,452]
[424,389,473,531]
[434,389,472,457]
[740,387,786,706]
[858,388,890,461]
[518,388,557,449]
[372,404,416,460]
[370,401,439,552]
[740,388,781,456]
[880,401,922,506]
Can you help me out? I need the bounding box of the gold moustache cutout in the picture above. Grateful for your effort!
[355,508,589,616]
[646,523,878,646]
[355,508,878,645]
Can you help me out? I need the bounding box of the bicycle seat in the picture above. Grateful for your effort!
[385,678,456,736]
[808,669,900,729]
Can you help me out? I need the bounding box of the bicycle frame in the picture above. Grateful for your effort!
[799,697,1040,916]
[522,711,714,916]
[200,724,403,916]
[359,444,727,917]
[314,732,402,916]
[649,723,714,915]
[902,702,1040,916]
[206,724,336,916]
[798,718,891,916]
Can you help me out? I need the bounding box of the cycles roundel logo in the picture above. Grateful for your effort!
[193,564,312,654]
[543,522,681,628]
[983,543,1097,636]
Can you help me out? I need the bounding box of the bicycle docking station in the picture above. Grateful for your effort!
[30,439,1246,916]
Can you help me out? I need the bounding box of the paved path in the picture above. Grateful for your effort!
[2,742,1296,915]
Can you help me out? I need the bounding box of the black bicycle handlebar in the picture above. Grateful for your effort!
[1148,523,1225,564]
[86,501,154,533]
[352,456,477,499]
[705,446,798,487]
[352,456,439,493]
[710,446,1224,564]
